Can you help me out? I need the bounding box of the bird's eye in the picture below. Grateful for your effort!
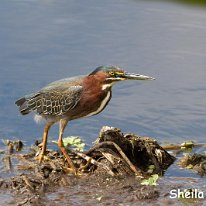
[109,72,115,76]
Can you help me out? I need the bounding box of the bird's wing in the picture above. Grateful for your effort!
[26,85,83,116]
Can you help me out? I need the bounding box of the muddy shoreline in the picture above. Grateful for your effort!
[0,126,205,205]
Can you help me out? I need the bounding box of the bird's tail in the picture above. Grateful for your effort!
[15,93,40,115]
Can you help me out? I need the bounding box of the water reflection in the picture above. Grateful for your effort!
[144,0,206,7]
[174,0,206,7]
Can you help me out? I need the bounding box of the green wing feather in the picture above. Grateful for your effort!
[15,76,83,116]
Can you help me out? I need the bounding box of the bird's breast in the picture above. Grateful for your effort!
[65,76,113,120]
[84,90,112,117]
[67,87,112,120]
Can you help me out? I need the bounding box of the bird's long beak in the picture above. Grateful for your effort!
[123,72,155,80]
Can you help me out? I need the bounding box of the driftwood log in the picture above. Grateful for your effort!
[78,126,175,176]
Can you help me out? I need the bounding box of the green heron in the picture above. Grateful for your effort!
[15,65,154,174]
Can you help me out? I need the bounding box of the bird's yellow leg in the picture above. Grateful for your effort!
[58,119,77,175]
[36,122,54,162]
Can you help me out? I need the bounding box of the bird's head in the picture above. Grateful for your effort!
[89,66,155,86]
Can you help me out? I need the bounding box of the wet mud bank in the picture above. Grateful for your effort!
[0,126,205,205]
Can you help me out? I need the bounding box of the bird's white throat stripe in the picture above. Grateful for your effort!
[85,91,111,117]
[102,83,113,91]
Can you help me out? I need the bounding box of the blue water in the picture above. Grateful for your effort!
[0,1,206,204]
[0,0,206,146]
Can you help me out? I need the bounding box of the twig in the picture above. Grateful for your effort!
[17,195,35,206]
[22,175,34,191]
[85,141,143,176]
[78,157,91,171]
[74,151,115,176]
[162,143,206,150]
[2,155,12,171]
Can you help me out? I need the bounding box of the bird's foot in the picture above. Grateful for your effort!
[35,153,49,163]
[62,154,77,175]
[64,167,82,176]
[66,159,77,175]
